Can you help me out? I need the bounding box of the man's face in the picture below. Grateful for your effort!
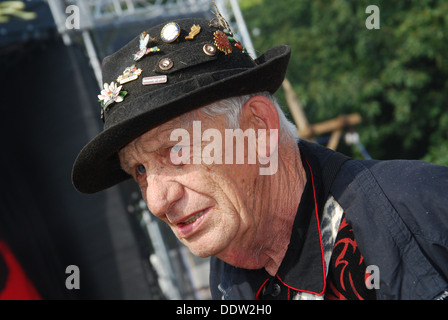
[118,111,262,261]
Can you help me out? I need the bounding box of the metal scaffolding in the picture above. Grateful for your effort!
[47,0,255,88]
[45,0,256,300]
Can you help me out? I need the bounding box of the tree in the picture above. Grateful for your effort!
[240,0,448,164]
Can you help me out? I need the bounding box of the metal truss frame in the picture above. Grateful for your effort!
[45,0,256,300]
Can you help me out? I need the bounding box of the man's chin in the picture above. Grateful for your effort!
[182,238,223,259]
[185,245,214,258]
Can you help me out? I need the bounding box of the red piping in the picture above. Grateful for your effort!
[254,159,327,298]
[255,278,270,300]
[304,158,327,295]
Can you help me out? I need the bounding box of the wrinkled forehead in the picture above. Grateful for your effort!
[118,108,204,157]
[119,120,175,159]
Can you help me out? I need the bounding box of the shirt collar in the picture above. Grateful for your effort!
[209,142,328,299]
[275,144,327,295]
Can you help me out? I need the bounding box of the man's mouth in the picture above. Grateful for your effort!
[176,208,211,239]
[181,209,207,225]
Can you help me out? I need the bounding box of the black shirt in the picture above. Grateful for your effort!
[209,144,376,300]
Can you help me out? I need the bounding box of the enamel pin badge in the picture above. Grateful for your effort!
[98,81,127,121]
[158,57,174,71]
[210,1,247,54]
[117,65,143,84]
[98,82,127,109]
[134,31,160,61]
[161,22,181,43]
[214,30,232,55]
[203,43,217,56]
[185,24,201,40]
[142,75,168,85]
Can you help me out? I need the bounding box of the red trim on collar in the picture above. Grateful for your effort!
[255,278,270,300]
[255,159,327,299]
[304,158,327,295]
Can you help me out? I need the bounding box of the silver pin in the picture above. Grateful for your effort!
[142,75,168,85]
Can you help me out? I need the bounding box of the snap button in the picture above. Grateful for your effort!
[271,283,281,297]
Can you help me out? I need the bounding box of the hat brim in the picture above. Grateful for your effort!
[72,45,291,193]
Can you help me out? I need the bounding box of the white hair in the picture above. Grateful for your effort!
[199,92,298,142]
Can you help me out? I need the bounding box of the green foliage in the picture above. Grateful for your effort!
[240,0,448,164]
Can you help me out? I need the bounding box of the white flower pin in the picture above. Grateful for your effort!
[98,81,127,109]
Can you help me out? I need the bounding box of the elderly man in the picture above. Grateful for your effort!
[72,17,448,300]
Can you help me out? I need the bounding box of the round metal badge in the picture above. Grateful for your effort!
[161,22,181,43]
[159,58,174,71]
[203,44,217,56]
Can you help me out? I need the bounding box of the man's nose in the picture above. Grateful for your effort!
[144,173,184,219]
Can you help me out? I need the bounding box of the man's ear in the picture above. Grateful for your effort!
[240,95,279,158]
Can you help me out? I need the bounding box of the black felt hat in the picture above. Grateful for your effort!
[72,17,291,193]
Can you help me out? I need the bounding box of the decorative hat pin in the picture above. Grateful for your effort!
[210,0,233,34]
[214,30,233,55]
[134,31,160,61]
[161,22,181,43]
[98,81,127,121]
[185,24,201,40]
[210,1,247,54]
[117,65,143,85]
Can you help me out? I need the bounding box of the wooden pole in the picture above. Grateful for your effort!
[282,78,313,139]
[327,129,342,150]
[311,114,362,136]
[282,78,362,149]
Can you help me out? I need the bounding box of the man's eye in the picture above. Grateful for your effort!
[136,165,146,175]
